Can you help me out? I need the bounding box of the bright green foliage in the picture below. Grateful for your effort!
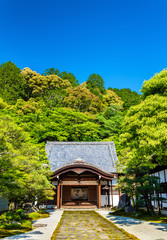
[43,68,79,87]
[15,98,46,115]
[21,67,40,100]
[109,88,141,109]
[21,68,72,109]
[0,98,8,109]
[141,68,167,97]
[12,107,101,143]
[27,72,71,98]
[0,114,54,206]
[97,106,124,139]
[103,90,123,108]
[86,73,106,95]
[0,209,24,224]
[63,86,103,114]
[59,71,79,87]
[119,94,167,166]
[21,68,71,106]
[117,70,167,214]
[27,212,40,220]
[0,62,24,104]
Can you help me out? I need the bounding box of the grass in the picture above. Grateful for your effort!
[110,209,167,223]
[0,211,50,239]
[0,228,30,239]
[27,211,49,220]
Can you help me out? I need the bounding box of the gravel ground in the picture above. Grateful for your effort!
[97,210,167,240]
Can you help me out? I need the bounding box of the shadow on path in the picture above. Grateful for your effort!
[149,222,167,232]
[106,215,143,226]
[5,230,44,239]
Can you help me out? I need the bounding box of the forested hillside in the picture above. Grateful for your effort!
[0,61,141,146]
[0,60,166,208]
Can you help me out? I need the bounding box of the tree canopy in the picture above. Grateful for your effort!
[103,90,123,108]
[117,70,167,213]
[86,73,105,95]
[0,114,54,206]
[63,86,103,114]
[119,94,167,167]
[43,67,79,87]
[109,87,141,109]
[0,61,24,104]
[141,68,167,98]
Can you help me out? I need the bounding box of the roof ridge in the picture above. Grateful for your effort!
[46,141,114,145]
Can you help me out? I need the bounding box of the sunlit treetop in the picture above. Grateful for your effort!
[141,68,167,98]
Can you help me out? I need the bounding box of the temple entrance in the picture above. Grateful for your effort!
[51,160,115,209]
[62,185,97,208]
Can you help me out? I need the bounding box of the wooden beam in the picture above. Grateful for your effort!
[60,180,98,185]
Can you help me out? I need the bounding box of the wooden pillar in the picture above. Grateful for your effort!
[111,181,113,208]
[60,185,63,208]
[98,183,101,208]
[108,181,110,207]
[57,183,60,209]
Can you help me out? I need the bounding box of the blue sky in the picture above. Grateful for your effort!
[1,0,167,93]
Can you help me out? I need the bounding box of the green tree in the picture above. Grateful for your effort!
[117,69,167,214]
[0,114,54,207]
[28,73,71,98]
[15,98,46,115]
[21,67,40,100]
[8,107,101,143]
[63,86,103,114]
[0,61,24,104]
[103,90,123,108]
[118,165,162,214]
[43,68,79,87]
[42,67,61,76]
[86,73,106,95]
[141,68,167,98]
[119,94,167,166]
[21,68,71,108]
[97,106,124,139]
[60,71,79,87]
[109,88,141,110]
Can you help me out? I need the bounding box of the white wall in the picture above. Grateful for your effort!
[151,169,167,183]
[101,195,106,207]
[111,195,119,207]
[101,193,120,207]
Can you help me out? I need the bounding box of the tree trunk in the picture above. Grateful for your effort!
[140,182,155,215]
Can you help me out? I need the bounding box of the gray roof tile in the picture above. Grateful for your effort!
[45,142,118,173]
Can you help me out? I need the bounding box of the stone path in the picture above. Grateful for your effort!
[2,209,167,240]
[3,210,63,240]
[52,210,137,240]
[97,210,167,240]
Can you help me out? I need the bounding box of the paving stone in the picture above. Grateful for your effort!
[53,210,137,240]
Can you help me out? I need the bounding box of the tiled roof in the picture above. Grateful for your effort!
[45,142,118,173]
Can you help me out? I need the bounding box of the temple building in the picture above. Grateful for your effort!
[46,141,120,208]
